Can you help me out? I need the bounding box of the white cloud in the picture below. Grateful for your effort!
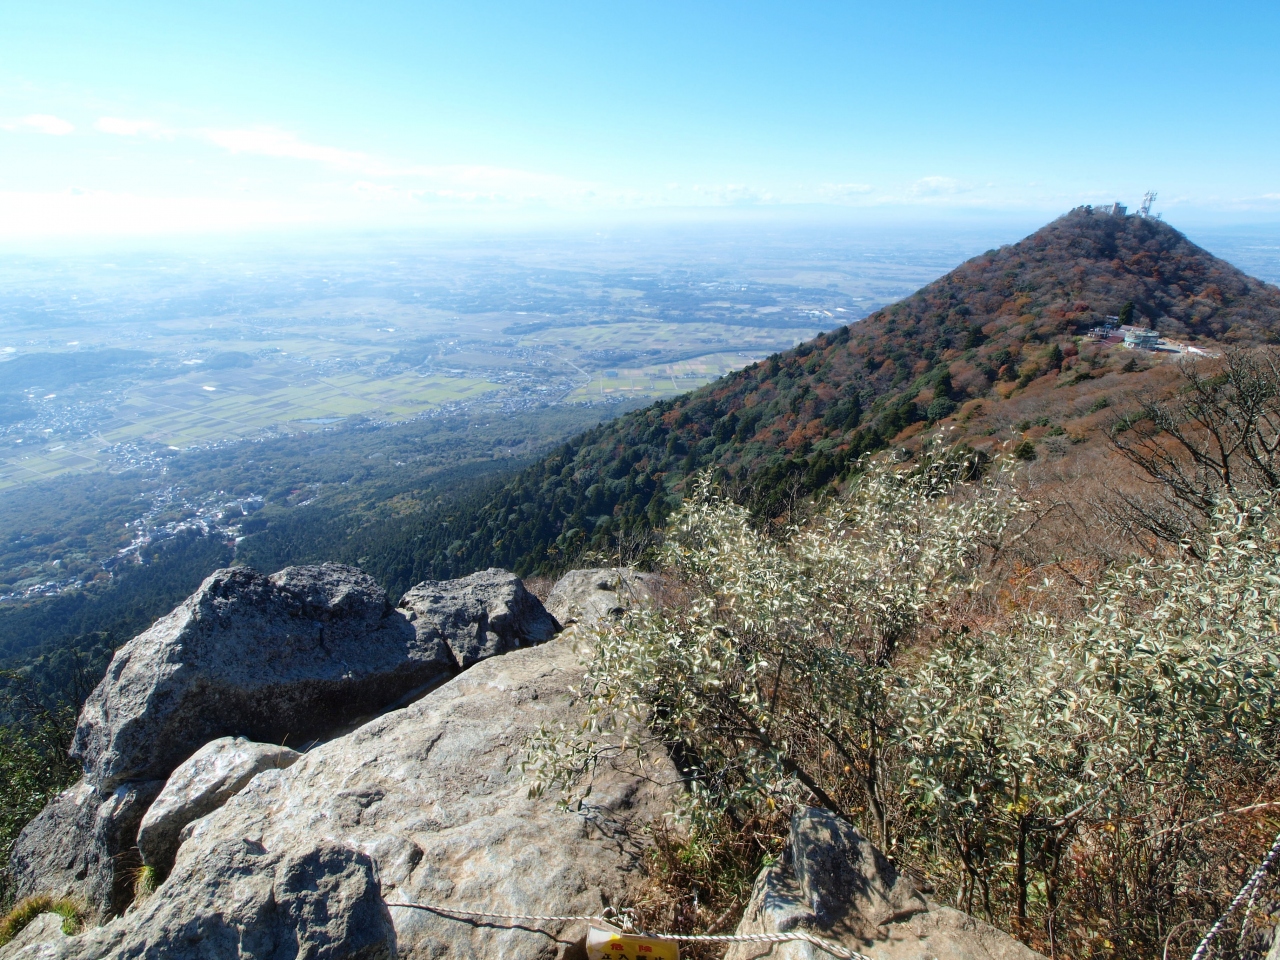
[5,114,75,136]
[186,124,609,207]
[910,176,968,198]
[203,126,371,170]
[0,189,317,237]
[95,117,167,137]
[0,111,1129,236]
[199,125,608,205]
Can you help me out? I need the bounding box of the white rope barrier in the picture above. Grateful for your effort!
[1189,826,1280,960]
[387,899,873,960]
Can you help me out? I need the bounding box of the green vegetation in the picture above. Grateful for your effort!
[313,208,1280,586]
[131,865,157,905]
[0,674,79,910]
[0,894,86,945]
[0,350,152,394]
[0,403,615,703]
[0,249,836,491]
[2,213,1277,951]
[900,497,1278,951]
[12,211,1274,687]
[0,357,506,489]
[0,532,234,701]
[525,449,1019,826]
[0,398,33,428]
[527,452,1280,959]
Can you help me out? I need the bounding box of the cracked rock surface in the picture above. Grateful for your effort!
[398,567,560,668]
[9,635,678,960]
[543,567,661,628]
[10,563,559,916]
[75,563,450,789]
[136,736,301,875]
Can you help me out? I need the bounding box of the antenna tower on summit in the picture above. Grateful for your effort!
[1139,191,1157,218]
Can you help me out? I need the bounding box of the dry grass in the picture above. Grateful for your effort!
[521,574,557,602]
[629,815,785,960]
[0,894,87,947]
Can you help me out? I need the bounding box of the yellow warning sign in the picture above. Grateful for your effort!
[585,922,680,960]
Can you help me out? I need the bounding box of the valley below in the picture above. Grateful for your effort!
[2,213,1280,960]
[0,223,1048,684]
[0,226,973,489]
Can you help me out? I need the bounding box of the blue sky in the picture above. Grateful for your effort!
[1,1,1277,237]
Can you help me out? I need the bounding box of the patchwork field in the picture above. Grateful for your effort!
[0,226,1054,488]
[0,359,505,487]
[109,368,501,444]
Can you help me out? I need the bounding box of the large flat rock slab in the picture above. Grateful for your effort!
[14,635,678,960]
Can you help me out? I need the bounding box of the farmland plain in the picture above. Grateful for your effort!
[2,219,1275,691]
[0,224,1010,489]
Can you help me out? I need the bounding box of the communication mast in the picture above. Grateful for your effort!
[1138,191,1157,218]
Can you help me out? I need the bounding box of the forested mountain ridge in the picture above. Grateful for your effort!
[308,207,1280,586]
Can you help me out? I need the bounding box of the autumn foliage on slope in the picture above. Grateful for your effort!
[349,208,1280,581]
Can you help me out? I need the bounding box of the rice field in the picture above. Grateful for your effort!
[0,360,502,489]
[108,367,500,446]
[0,309,822,490]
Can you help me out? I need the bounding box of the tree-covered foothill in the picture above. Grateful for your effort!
[527,449,1280,960]
[1,210,1278,949]
[0,532,234,703]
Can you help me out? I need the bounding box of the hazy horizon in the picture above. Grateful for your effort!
[2,1,1277,239]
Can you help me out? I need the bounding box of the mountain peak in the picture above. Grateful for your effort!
[338,210,1280,579]
[876,204,1279,346]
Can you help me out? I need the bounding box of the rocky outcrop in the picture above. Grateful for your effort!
[397,567,559,668]
[24,841,395,960]
[8,633,678,960]
[0,913,69,960]
[4,563,1040,960]
[75,563,451,788]
[9,563,560,917]
[175,635,677,960]
[543,567,661,628]
[136,737,300,876]
[726,807,1045,960]
[6,778,163,921]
